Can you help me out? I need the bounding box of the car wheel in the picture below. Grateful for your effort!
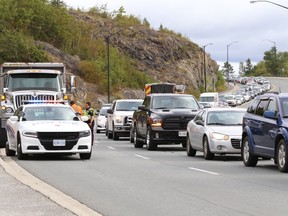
[277,139,288,172]
[130,126,134,143]
[186,135,196,157]
[241,136,258,167]
[182,142,187,149]
[134,128,143,148]
[80,150,92,160]
[146,127,157,151]
[0,128,7,148]
[5,141,15,156]
[17,135,28,160]
[112,125,119,140]
[203,136,214,160]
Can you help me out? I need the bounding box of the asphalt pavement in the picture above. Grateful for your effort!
[0,153,76,216]
[0,149,101,216]
[0,82,238,216]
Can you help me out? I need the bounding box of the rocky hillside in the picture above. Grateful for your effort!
[67,11,219,103]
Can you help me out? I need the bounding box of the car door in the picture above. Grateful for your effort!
[107,101,116,132]
[7,107,23,148]
[189,110,205,150]
[261,96,279,157]
[138,96,150,138]
[251,97,269,155]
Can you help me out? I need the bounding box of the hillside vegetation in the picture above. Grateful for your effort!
[0,0,220,103]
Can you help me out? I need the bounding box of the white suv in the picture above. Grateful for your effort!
[107,99,143,140]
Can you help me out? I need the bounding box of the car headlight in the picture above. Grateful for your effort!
[211,132,229,140]
[23,131,38,138]
[115,116,123,124]
[1,106,14,113]
[79,130,91,137]
[149,113,162,127]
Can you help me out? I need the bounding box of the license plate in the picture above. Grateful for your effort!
[53,139,66,146]
[178,131,187,137]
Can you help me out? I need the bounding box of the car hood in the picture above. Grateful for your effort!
[21,121,90,132]
[152,108,199,116]
[208,125,242,136]
[113,111,135,117]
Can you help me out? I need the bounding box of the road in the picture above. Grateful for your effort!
[13,77,288,216]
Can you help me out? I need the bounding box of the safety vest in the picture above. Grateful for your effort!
[82,108,94,120]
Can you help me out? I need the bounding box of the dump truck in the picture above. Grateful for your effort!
[0,62,75,147]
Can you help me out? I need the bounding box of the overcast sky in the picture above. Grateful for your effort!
[63,0,288,72]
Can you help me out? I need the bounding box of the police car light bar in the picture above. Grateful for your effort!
[22,100,65,105]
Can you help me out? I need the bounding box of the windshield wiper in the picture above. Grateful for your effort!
[154,107,169,109]
[207,123,225,125]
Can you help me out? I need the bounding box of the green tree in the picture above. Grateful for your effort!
[223,62,234,80]
[264,47,278,76]
[244,58,254,76]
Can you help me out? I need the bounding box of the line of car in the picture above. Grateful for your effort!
[96,78,288,173]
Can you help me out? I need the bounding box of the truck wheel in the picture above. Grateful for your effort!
[186,135,196,157]
[146,127,157,151]
[134,129,143,148]
[80,150,92,160]
[17,136,28,160]
[130,126,134,143]
[203,136,214,160]
[112,126,119,140]
[0,128,7,148]
[5,142,15,156]
[241,136,258,167]
[277,139,288,172]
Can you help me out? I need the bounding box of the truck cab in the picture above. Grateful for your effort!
[0,62,74,147]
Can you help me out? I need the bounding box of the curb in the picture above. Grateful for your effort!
[0,149,102,216]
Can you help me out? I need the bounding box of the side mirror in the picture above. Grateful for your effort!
[107,109,113,114]
[61,87,66,94]
[9,116,19,122]
[70,75,76,91]
[264,110,277,119]
[199,104,204,109]
[195,120,204,126]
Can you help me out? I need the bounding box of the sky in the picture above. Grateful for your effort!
[63,0,288,73]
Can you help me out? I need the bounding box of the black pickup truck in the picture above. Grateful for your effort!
[130,93,201,150]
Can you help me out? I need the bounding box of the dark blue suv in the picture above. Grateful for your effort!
[242,92,288,172]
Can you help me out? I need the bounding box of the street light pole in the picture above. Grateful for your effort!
[250,0,288,10]
[263,39,277,76]
[226,41,238,82]
[105,27,133,103]
[203,43,213,92]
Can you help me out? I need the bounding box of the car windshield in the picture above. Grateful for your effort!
[7,73,60,91]
[152,96,199,109]
[23,106,76,121]
[207,110,245,125]
[116,101,143,111]
[99,107,109,116]
[225,95,234,100]
[200,96,215,102]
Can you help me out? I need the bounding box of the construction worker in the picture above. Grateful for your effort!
[70,101,82,116]
[83,101,95,144]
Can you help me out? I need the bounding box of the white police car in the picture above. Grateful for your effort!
[5,101,92,160]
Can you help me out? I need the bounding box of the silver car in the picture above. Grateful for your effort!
[186,107,246,160]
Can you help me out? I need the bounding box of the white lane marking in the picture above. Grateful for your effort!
[135,154,150,160]
[108,146,116,150]
[188,167,219,175]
